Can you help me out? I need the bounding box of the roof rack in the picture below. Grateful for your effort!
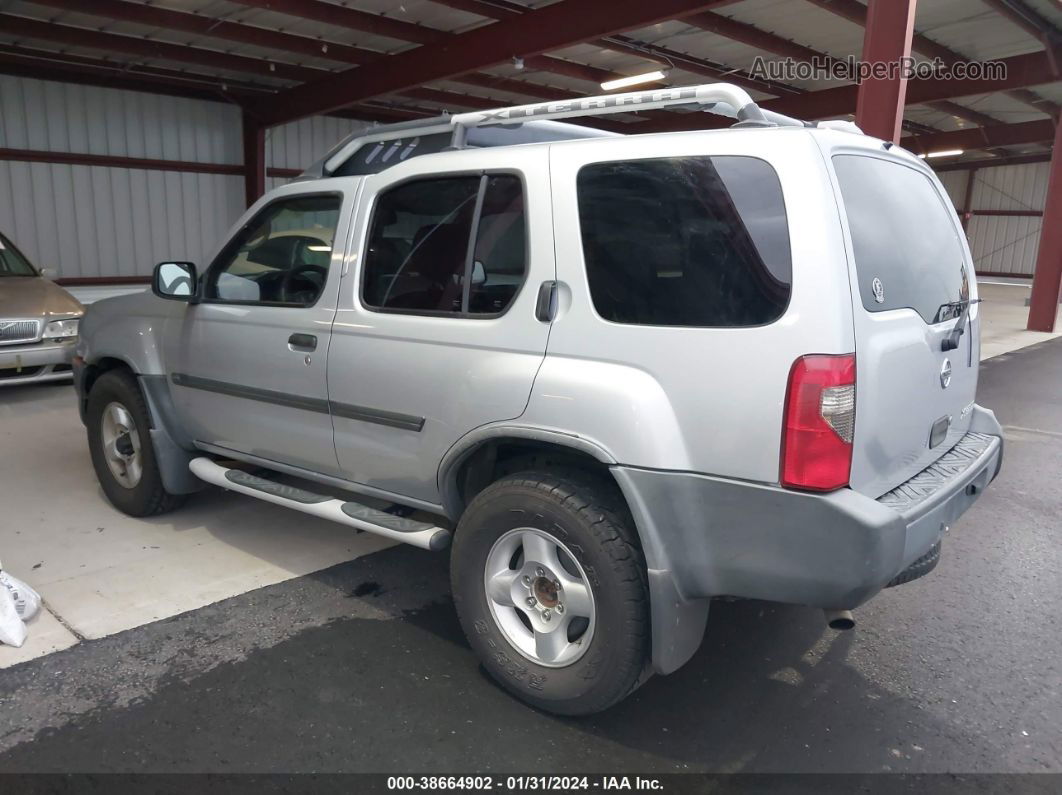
[303,83,809,180]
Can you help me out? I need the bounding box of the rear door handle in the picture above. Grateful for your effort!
[288,333,317,351]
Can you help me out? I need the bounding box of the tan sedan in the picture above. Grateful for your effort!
[0,231,83,386]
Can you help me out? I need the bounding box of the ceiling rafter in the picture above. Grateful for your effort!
[681,8,1002,129]
[0,45,427,124]
[631,49,1057,138]
[901,118,1055,154]
[249,0,735,125]
[228,0,650,88]
[18,0,614,113]
[0,13,319,83]
[803,0,1060,118]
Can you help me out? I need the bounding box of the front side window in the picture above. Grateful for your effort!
[577,156,791,327]
[833,155,968,323]
[0,233,39,277]
[362,174,527,315]
[205,194,341,306]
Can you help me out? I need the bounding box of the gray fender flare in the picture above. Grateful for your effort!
[438,423,709,676]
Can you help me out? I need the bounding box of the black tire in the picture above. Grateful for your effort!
[86,369,186,517]
[451,469,650,715]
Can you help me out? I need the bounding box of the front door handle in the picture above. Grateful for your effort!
[288,333,317,352]
[535,281,558,323]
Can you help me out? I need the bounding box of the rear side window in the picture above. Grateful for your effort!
[362,174,527,315]
[576,156,791,327]
[833,155,968,324]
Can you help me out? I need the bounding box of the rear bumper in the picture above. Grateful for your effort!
[0,340,76,385]
[613,404,1003,674]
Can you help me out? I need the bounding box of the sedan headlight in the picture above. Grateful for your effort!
[43,318,80,340]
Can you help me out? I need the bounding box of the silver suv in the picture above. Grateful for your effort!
[74,84,1003,715]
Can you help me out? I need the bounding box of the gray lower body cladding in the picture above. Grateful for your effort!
[613,405,1004,675]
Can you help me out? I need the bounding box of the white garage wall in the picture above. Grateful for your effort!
[267,115,368,172]
[935,160,1049,277]
[0,160,245,278]
[0,75,364,280]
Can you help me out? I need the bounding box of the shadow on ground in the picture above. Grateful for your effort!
[0,543,1000,773]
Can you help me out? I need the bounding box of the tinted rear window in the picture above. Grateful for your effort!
[834,155,968,324]
[577,156,791,327]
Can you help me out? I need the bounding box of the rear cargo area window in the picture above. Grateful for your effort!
[576,156,791,327]
[833,155,968,324]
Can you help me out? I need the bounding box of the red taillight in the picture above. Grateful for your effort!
[781,354,856,491]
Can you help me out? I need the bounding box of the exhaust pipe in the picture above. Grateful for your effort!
[824,608,855,630]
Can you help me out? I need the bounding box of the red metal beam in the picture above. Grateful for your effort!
[960,168,977,231]
[251,0,726,125]
[19,0,592,116]
[229,0,649,89]
[0,147,244,175]
[804,0,1061,117]
[932,152,1052,172]
[680,9,995,128]
[1027,120,1062,332]
[0,14,318,83]
[0,45,268,103]
[855,0,917,142]
[243,112,266,207]
[232,0,448,46]
[632,49,1058,134]
[980,0,1062,53]
[971,209,1044,217]
[901,119,1055,154]
[26,0,376,66]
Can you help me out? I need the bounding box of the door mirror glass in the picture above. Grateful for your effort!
[153,261,197,300]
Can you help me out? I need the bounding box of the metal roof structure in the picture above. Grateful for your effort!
[0,0,1059,164]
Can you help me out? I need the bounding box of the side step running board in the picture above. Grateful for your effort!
[188,457,451,551]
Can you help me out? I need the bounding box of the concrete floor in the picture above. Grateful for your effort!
[0,335,1059,772]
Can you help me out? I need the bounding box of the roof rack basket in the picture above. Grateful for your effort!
[307,82,809,179]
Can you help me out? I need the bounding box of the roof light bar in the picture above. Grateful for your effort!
[919,149,965,159]
[601,69,669,91]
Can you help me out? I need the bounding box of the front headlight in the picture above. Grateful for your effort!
[43,318,80,340]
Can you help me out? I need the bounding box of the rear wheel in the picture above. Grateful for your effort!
[86,369,185,517]
[451,470,650,715]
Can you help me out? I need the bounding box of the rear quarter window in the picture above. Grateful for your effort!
[576,156,791,327]
[833,155,968,324]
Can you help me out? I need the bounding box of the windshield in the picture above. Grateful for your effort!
[833,155,968,324]
[0,233,39,277]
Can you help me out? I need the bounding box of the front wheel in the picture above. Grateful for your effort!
[451,470,650,715]
[86,369,185,517]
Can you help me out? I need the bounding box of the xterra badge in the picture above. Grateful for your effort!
[872,277,885,304]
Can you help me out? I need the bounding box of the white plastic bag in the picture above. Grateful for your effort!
[0,570,41,648]
[1,572,41,621]
[0,585,26,647]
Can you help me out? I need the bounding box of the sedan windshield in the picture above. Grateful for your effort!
[0,233,39,277]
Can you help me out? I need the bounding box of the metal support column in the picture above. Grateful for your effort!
[855,0,917,143]
[1027,121,1062,332]
[242,111,266,208]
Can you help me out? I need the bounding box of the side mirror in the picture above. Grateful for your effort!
[39,267,57,280]
[153,261,198,301]
[470,260,487,285]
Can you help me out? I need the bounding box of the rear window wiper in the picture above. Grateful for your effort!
[940,298,982,351]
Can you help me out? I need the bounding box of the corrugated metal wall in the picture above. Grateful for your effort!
[0,73,1051,280]
[0,76,361,279]
[936,161,1049,277]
